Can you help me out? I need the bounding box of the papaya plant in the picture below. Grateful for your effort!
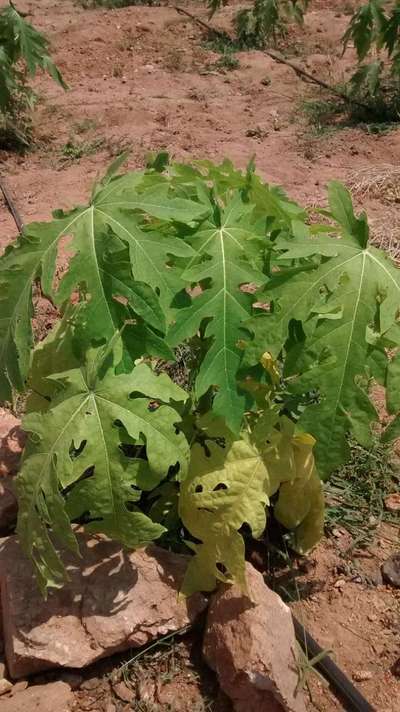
[1,154,399,595]
[343,0,400,117]
[0,1,66,143]
[205,0,309,49]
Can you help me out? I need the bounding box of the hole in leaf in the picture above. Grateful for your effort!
[213,482,227,491]
[216,562,228,575]
[148,400,160,412]
[195,484,203,493]
[129,391,144,400]
[69,439,87,459]
[119,443,146,460]
[239,522,252,536]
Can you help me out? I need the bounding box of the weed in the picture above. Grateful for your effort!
[163,48,182,72]
[73,118,98,134]
[301,90,400,134]
[202,33,236,54]
[60,136,106,161]
[325,437,400,548]
[206,49,240,73]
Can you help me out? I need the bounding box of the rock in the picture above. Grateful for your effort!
[0,410,25,477]
[104,704,116,712]
[112,681,134,703]
[0,680,11,696]
[80,677,101,691]
[0,480,17,532]
[384,493,400,512]
[10,681,27,695]
[203,562,306,712]
[381,552,400,588]
[391,658,400,677]
[0,535,207,678]
[0,681,73,711]
[352,670,373,682]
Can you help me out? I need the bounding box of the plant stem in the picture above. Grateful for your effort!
[0,174,24,234]
[172,5,372,114]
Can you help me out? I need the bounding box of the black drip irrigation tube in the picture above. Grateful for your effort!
[292,616,376,712]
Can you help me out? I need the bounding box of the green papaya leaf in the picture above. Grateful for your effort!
[0,164,208,400]
[246,182,400,476]
[17,353,189,593]
[168,193,266,432]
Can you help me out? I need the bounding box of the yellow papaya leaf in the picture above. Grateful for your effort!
[180,416,324,596]
[179,434,271,596]
[260,351,281,385]
[274,432,324,554]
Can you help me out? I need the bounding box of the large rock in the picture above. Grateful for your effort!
[0,681,73,711]
[203,563,306,712]
[0,480,17,533]
[0,535,207,678]
[0,409,25,477]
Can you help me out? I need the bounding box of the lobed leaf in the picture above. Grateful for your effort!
[180,415,323,595]
[17,354,189,593]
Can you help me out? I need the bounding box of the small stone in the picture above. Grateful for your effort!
[370,569,383,586]
[352,670,373,682]
[391,658,400,677]
[11,681,28,695]
[261,75,271,86]
[381,552,400,588]
[112,681,134,703]
[0,679,12,695]
[333,579,345,589]
[384,493,400,512]
[0,681,73,711]
[104,704,116,712]
[80,677,101,691]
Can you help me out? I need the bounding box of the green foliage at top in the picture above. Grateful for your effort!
[343,0,400,115]
[234,0,309,49]
[0,2,66,142]
[206,0,309,49]
[2,154,400,594]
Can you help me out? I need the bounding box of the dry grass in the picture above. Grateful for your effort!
[347,164,400,204]
[347,165,400,263]
[369,207,400,264]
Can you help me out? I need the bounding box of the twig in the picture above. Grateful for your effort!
[173,5,228,39]
[0,174,24,234]
[172,5,373,114]
[263,49,371,113]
